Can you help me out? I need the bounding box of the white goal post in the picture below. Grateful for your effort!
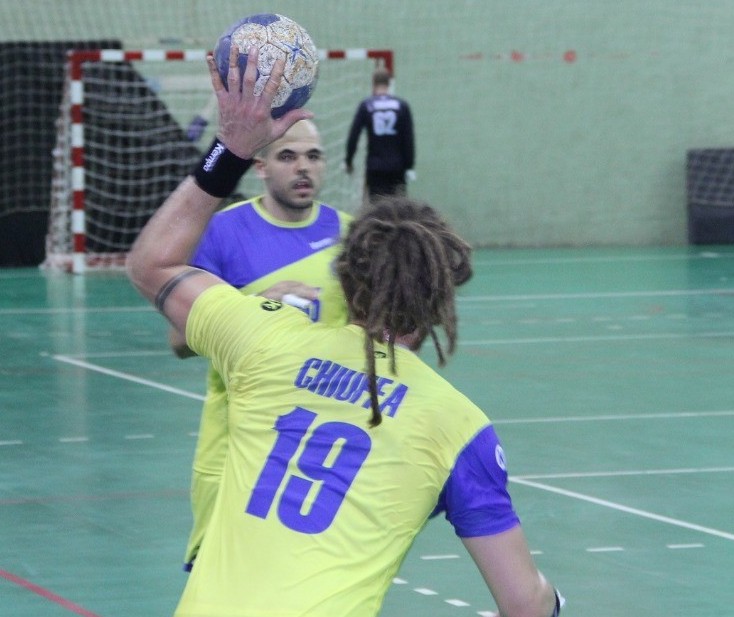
[44,47,394,273]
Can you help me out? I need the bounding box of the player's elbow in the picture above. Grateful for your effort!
[125,249,146,296]
[171,343,196,359]
[168,327,196,359]
[171,342,197,359]
[126,243,161,304]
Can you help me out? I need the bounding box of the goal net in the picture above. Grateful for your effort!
[686,148,734,244]
[43,48,392,273]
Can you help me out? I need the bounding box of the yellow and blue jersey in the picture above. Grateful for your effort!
[184,197,351,568]
[190,196,351,325]
[175,286,519,617]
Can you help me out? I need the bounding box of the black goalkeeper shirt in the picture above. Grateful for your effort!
[345,94,415,173]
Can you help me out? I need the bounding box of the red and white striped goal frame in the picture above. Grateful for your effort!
[64,47,393,273]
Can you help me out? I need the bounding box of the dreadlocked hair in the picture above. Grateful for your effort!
[335,196,473,428]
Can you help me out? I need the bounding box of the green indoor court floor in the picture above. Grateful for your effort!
[1,246,733,617]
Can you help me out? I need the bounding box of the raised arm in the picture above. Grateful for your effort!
[167,280,321,358]
[126,46,311,333]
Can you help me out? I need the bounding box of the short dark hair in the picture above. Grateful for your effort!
[372,68,391,87]
[335,197,473,427]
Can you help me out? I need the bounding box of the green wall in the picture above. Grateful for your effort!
[7,1,734,246]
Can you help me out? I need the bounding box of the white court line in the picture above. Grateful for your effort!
[445,599,470,607]
[0,306,152,315]
[511,477,734,542]
[515,466,734,480]
[44,352,734,427]
[0,252,721,283]
[460,331,734,346]
[420,554,460,560]
[458,288,734,302]
[494,410,734,424]
[4,287,733,316]
[471,252,732,267]
[66,336,727,358]
[53,350,172,359]
[50,354,204,401]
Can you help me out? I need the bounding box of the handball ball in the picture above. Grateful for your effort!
[214,13,319,118]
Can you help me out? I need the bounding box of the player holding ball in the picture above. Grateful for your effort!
[128,16,564,617]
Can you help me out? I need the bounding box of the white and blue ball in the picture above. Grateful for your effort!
[214,13,319,118]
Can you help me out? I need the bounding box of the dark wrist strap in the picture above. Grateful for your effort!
[551,588,564,617]
[192,137,253,198]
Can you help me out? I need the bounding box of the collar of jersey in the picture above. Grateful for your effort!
[344,324,416,354]
[252,196,321,228]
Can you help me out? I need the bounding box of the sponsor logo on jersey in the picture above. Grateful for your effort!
[260,299,283,311]
[495,444,507,471]
[309,237,336,250]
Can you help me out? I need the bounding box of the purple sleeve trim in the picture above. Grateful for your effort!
[433,424,520,538]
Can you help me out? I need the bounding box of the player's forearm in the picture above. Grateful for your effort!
[462,529,561,617]
[127,176,221,304]
[128,48,309,308]
[513,573,556,617]
[493,574,557,617]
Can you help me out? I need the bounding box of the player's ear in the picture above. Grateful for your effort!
[253,156,267,179]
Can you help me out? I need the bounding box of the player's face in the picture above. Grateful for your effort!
[258,128,325,218]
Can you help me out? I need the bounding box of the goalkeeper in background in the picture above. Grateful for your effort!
[344,67,416,201]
